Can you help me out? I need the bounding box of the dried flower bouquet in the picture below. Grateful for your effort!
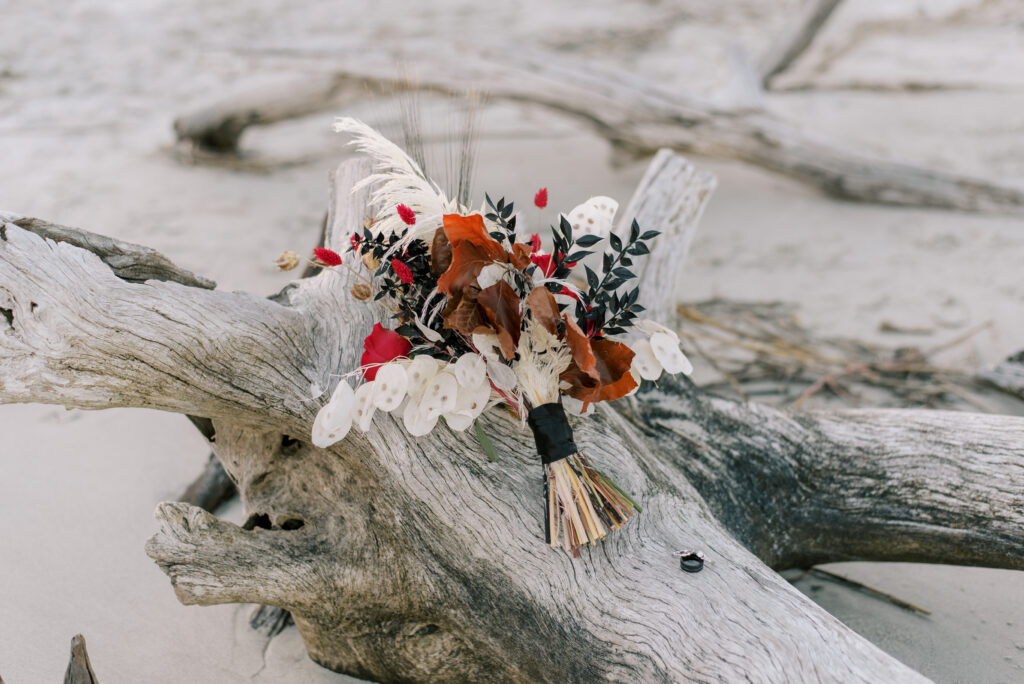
[297,118,693,555]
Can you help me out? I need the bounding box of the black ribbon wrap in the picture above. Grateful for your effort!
[527,403,578,464]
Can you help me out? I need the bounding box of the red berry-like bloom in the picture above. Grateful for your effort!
[350,233,362,251]
[530,251,577,278]
[313,247,343,267]
[534,188,548,209]
[390,258,414,284]
[531,252,555,277]
[396,204,416,225]
[360,323,411,380]
[528,233,542,254]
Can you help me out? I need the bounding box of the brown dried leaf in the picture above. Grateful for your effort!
[443,285,486,335]
[431,227,452,276]
[477,281,522,360]
[510,242,533,270]
[561,338,637,404]
[562,314,597,380]
[526,286,561,336]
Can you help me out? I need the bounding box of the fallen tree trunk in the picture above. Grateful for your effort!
[3,152,1022,682]
[171,41,1024,214]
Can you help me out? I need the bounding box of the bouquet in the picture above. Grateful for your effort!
[299,118,693,556]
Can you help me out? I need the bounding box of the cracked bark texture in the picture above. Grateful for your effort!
[2,153,1022,683]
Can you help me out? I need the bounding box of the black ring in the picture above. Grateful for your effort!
[677,550,704,573]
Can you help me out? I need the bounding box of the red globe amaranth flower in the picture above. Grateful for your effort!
[396,204,416,226]
[313,247,343,267]
[350,233,362,251]
[534,188,548,209]
[360,323,411,380]
[390,258,414,284]
[528,233,542,254]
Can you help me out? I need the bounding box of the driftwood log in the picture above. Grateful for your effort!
[172,42,1024,214]
[63,635,100,684]
[2,152,1023,683]
[758,0,844,87]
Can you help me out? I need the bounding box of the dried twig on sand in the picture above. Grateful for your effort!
[677,300,1010,412]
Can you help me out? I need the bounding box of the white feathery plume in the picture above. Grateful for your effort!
[513,319,571,407]
[333,117,453,238]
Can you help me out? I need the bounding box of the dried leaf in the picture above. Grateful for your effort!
[526,287,561,336]
[437,214,508,295]
[443,285,486,335]
[563,314,597,380]
[442,214,505,258]
[510,242,533,270]
[431,227,452,276]
[477,281,522,360]
[561,338,637,403]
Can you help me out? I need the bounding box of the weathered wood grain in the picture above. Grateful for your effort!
[759,0,845,87]
[63,635,99,684]
[3,154,1021,682]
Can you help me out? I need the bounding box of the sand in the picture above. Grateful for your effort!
[1,0,1023,682]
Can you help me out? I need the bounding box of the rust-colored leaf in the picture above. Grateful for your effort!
[437,214,508,296]
[431,227,452,276]
[443,214,505,259]
[477,281,522,360]
[526,286,560,336]
[437,240,496,295]
[510,242,532,270]
[561,338,637,404]
[562,314,597,380]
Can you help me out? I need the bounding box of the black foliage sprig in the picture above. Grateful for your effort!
[545,215,598,289]
[354,225,470,357]
[577,219,660,337]
[484,194,517,247]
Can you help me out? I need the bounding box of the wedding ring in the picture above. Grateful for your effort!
[675,549,705,573]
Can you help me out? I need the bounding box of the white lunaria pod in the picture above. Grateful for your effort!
[402,396,438,437]
[649,332,693,375]
[562,394,595,417]
[312,380,355,447]
[420,371,459,418]
[444,411,474,432]
[453,353,487,389]
[486,360,518,392]
[372,362,409,411]
[406,355,440,397]
[630,338,663,381]
[353,381,376,432]
[472,332,503,361]
[565,196,618,238]
[635,318,680,342]
[475,263,505,291]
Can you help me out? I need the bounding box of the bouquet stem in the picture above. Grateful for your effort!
[529,403,639,556]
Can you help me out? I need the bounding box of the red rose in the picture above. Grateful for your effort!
[360,323,411,380]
